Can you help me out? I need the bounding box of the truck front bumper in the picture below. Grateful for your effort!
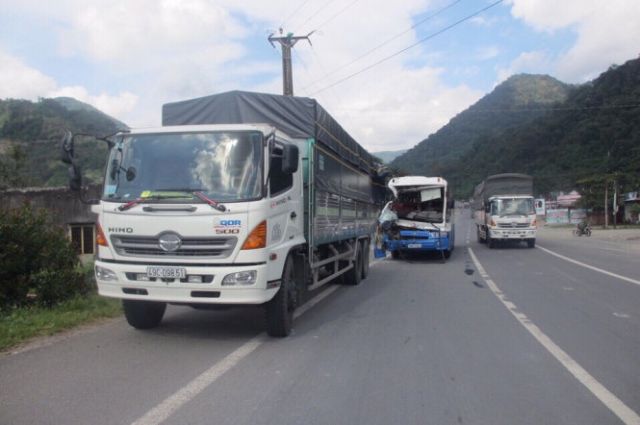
[488,229,536,240]
[94,260,278,305]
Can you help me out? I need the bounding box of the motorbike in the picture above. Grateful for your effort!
[573,222,592,237]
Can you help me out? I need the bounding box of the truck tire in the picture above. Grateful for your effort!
[122,300,166,329]
[343,243,362,286]
[265,255,296,337]
[487,234,495,249]
[527,239,536,248]
[443,250,451,259]
[360,240,370,280]
[391,250,400,259]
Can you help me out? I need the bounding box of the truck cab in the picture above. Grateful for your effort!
[479,195,536,248]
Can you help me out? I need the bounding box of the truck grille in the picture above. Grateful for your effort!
[111,235,237,258]
[497,222,529,229]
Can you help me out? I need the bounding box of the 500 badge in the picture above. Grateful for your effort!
[214,219,241,235]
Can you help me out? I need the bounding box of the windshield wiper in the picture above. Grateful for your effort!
[118,188,226,212]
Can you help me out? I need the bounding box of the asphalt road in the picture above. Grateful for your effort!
[2,212,639,425]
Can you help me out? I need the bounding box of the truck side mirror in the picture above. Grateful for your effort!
[61,130,75,164]
[281,144,299,174]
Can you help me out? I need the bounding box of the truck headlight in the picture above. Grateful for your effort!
[95,265,118,282]
[222,270,257,286]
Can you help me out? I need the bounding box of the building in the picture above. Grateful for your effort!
[0,186,100,261]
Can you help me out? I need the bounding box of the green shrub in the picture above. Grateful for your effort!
[0,204,86,309]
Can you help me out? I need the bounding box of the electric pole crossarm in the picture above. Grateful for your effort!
[268,31,314,96]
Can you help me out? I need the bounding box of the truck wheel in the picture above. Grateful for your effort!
[443,250,451,259]
[391,250,400,259]
[122,300,166,329]
[343,244,362,286]
[266,255,296,337]
[487,235,495,249]
[360,240,370,280]
[527,239,536,248]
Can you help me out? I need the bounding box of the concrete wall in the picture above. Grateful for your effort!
[0,185,100,227]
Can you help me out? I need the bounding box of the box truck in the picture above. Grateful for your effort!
[472,173,536,248]
[61,91,385,336]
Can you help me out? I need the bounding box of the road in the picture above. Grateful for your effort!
[2,212,639,425]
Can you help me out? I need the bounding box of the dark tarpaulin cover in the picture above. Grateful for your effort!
[162,90,376,175]
[480,173,533,202]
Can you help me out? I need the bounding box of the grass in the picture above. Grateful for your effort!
[0,294,122,352]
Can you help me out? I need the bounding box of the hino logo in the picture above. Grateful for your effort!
[108,227,133,233]
[158,232,182,252]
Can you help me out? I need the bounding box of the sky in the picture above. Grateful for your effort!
[0,0,639,152]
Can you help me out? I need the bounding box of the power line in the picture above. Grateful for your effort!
[280,0,314,31]
[302,0,464,92]
[308,0,504,96]
[293,0,340,33]
[314,0,360,30]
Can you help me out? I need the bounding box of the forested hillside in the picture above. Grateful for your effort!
[0,98,127,188]
[391,58,640,198]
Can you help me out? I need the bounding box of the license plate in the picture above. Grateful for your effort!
[146,266,187,279]
[407,244,422,248]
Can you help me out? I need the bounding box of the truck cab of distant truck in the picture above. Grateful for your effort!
[480,195,536,248]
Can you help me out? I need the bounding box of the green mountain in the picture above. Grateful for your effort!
[391,74,571,193]
[373,149,408,164]
[391,59,640,198]
[0,97,127,188]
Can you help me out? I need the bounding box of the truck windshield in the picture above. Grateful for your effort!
[103,131,263,202]
[491,198,534,216]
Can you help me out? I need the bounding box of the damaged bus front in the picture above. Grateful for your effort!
[375,176,455,260]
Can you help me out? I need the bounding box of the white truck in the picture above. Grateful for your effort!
[472,173,536,248]
[61,91,384,337]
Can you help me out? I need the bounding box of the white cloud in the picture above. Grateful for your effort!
[49,86,138,121]
[0,0,495,150]
[0,51,57,99]
[0,49,138,120]
[496,50,554,83]
[509,0,640,82]
[476,46,500,61]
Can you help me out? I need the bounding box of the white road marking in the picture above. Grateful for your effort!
[613,312,631,319]
[468,247,640,425]
[131,258,385,425]
[538,245,640,287]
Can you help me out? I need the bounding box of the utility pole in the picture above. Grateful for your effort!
[604,180,608,229]
[613,178,618,229]
[268,29,313,96]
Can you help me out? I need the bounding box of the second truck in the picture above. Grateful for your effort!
[473,173,537,248]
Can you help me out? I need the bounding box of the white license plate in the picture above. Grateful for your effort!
[146,266,187,279]
[407,244,422,248]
